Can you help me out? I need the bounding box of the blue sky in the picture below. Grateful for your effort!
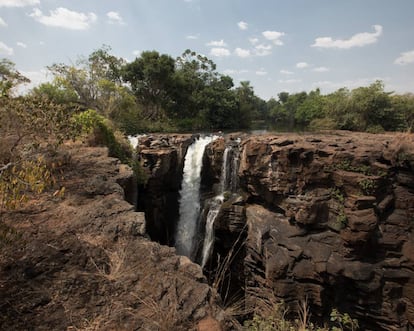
[1,0,414,99]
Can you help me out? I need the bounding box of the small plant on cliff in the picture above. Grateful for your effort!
[331,188,345,203]
[330,309,359,331]
[358,178,376,195]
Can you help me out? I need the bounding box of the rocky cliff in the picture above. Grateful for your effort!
[203,131,414,330]
[0,144,230,331]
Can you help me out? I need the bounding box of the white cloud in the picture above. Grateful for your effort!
[262,30,285,46]
[312,25,383,49]
[238,21,248,30]
[254,44,272,56]
[29,7,97,30]
[132,50,141,56]
[223,69,249,75]
[16,41,27,48]
[278,79,302,84]
[39,41,45,45]
[394,50,414,65]
[207,39,227,47]
[312,77,387,91]
[296,62,309,69]
[0,0,39,7]
[313,66,329,72]
[0,41,13,55]
[249,37,259,45]
[17,69,50,95]
[256,69,267,76]
[0,17,7,27]
[280,70,294,75]
[106,11,125,25]
[234,47,250,58]
[210,47,230,57]
[186,35,199,40]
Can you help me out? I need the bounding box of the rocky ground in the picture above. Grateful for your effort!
[0,143,229,331]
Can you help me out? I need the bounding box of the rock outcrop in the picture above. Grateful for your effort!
[137,134,193,245]
[0,144,230,331]
[204,131,414,330]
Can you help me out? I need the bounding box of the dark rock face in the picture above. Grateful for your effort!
[137,134,193,245]
[204,132,414,330]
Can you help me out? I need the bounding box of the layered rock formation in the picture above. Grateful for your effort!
[137,134,193,245]
[202,131,414,330]
[0,144,230,331]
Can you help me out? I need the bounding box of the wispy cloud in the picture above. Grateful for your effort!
[16,41,27,48]
[238,21,248,30]
[296,62,309,69]
[313,66,329,72]
[210,47,230,57]
[234,47,250,58]
[0,0,39,7]
[0,41,13,55]
[312,77,387,91]
[0,17,7,27]
[254,44,272,56]
[312,25,383,49]
[223,69,249,75]
[206,39,227,47]
[106,11,125,25]
[278,79,302,84]
[186,34,199,40]
[132,50,141,56]
[262,30,285,46]
[394,50,414,65]
[29,7,97,30]
[256,69,267,76]
[280,69,294,75]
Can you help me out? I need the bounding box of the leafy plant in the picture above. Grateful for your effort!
[330,309,359,331]
[358,178,376,195]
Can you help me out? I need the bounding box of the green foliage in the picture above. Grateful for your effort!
[335,211,348,230]
[330,309,359,331]
[72,109,132,163]
[0,157,52,210]
[243,302,359,331]
[358,178,376,195]
[331,188,345,203]
[309,118,337,131]
[365,124,385,134]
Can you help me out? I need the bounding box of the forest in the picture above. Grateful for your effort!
[1,45,414,136]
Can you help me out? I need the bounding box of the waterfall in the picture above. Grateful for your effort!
[201,142,240,268]
[175,135,217,259]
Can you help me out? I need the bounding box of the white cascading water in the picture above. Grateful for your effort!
[200,146,230,268]
[175,135,217,258]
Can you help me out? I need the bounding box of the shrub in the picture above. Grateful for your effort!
[366,124,385,134]
[309,118,337,131]
[72,109,132,163]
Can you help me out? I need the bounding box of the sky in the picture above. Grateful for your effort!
[1,0,414,100]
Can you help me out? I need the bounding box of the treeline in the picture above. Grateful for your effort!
[28,47,261,133]
[266,82,414,133]
[2,45,414,133]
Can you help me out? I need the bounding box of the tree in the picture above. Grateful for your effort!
[122,51,176,121]
[234,81,259,128]
[295,89,325,125]
[0,59,30,97]
[48,45,132,118]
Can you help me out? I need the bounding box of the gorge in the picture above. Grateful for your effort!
[136,131,414,331]
[1,131,413,331]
